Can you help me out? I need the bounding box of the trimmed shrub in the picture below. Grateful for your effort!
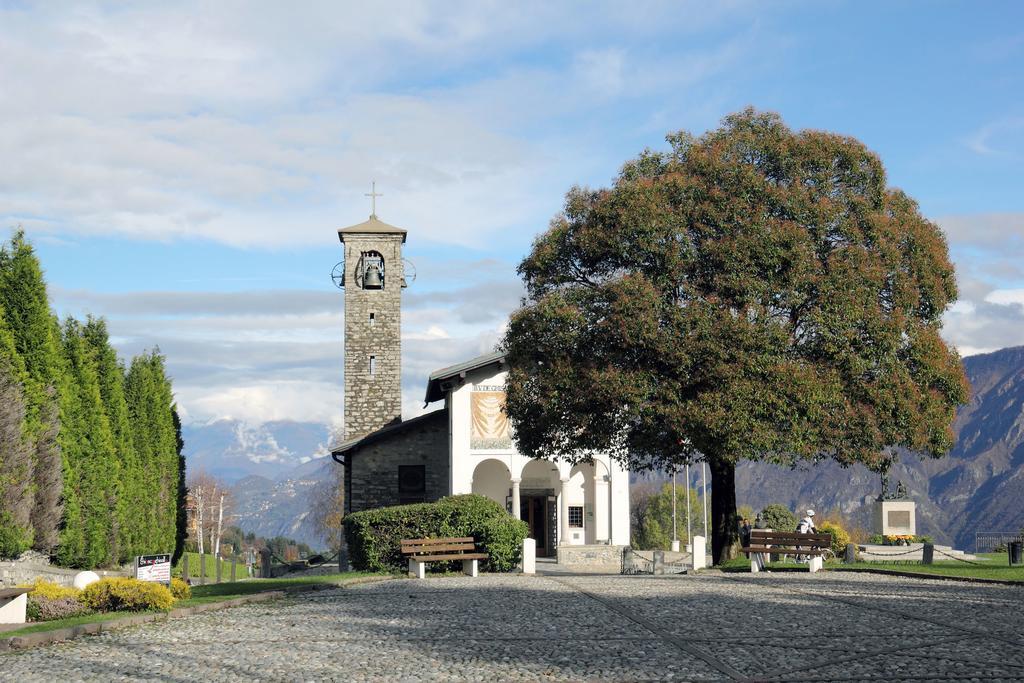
[479,515,529,572]
[817,520,850,555]
[344,494,528,573]
[80,578,174,612]
[345,502,447,572]
[19,577,80,601]
[759,504,797,532]
[27,595,92,622]
[170,577,191,600]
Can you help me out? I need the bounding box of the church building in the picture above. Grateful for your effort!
[330,210,630,563]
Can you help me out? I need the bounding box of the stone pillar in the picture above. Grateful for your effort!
[559,477,571,547]
[922,543,934,565]
[511,478,521,520]
[593,475,609,543]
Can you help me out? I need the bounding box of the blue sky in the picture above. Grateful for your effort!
[2,1,1023,430]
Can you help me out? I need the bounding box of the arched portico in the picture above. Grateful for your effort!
[471,459,512,510]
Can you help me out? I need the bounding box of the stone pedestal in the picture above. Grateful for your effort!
[872,499,917,536]
[0,590,27,624]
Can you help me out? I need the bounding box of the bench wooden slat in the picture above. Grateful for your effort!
[743,546,827,555]
[401,537,474,546]
[750,531,831,542]
[408,553,489,562]
[402,543,477,554]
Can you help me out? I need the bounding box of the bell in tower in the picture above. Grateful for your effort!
[361,253,384,289]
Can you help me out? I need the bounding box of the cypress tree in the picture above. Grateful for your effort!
[0,230,64,552]
[126,351,179,553]
[57,318,116,568]
[172,407,188,565]
[0,311,33,557]
[82,317,135,563]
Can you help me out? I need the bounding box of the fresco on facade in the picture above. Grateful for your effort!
[471,387,512,449]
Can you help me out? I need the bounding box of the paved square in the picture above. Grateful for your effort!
[2,572,1022,681]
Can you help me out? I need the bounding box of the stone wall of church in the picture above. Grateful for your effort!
[347,409,450,512]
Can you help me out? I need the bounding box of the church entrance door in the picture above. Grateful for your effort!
[520,494,555,558]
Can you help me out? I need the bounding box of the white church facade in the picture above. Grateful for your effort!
[330,209,630,563]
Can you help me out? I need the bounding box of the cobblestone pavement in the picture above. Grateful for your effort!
[2,571,1023,682]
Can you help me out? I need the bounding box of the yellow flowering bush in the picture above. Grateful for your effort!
[80,578,174,612]
[18,578,79,600]
[170,577,191,600]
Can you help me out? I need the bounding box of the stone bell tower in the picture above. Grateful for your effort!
[338,200,406,441]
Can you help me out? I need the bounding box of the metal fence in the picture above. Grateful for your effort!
[975,532,1023,554]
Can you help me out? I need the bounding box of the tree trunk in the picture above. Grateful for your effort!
[708,457,740,565]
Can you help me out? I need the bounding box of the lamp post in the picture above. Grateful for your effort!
[702,461,708,540]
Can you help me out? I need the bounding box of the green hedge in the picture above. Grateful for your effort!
[344,494,528,573]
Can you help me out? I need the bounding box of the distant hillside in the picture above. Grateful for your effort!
[230,457,334,550]
[735,346,1024,550]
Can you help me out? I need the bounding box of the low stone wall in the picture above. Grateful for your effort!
[556,544,624,568]
[0,552,128,588]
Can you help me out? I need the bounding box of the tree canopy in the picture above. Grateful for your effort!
[501,109,968,563]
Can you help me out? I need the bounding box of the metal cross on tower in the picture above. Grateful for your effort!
[365,181,383,218]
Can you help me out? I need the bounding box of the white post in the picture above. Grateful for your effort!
[559,477,571,547]
[691,535,706,571]
[511,478,521,520]
[808,556,823,573]
[522,537,536,574]
[462,558,479,577]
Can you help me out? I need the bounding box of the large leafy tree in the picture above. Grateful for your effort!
[502,109,968,563]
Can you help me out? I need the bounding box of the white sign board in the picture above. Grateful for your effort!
[136,554,172,584]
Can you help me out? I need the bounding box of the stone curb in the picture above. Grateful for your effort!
[832,566,1024,586]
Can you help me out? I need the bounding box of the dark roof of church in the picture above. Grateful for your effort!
[337,215,407,243]
[423,350,506,404]
[330,407,447,458]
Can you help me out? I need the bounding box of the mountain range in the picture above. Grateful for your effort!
[181,346,1024,553]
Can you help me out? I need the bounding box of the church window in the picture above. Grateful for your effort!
[398,465,426,504]
[568,506,584,528]
[369,355,376,375]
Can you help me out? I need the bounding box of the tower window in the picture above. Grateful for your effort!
[369,312,375,325]
[369,355,376,375]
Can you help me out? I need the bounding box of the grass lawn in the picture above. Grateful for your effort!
[719,552,1024,582]
[2,571,389,639]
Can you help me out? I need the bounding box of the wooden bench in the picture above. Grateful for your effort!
[742,529,832,573]
[400,537,488,579]
[0,587,31,625]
